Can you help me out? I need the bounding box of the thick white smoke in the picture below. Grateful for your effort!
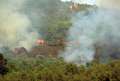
[0,0,39,50]
[60,0,120,66]
[62,8,120,66]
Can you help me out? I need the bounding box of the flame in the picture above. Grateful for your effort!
[57,40,60,43]
[74,41,78,43]
[70,5,73,10]
[36,39,43,42]
[75,6,78,9]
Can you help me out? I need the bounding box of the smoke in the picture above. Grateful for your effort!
[0,0,39,50]
[19,0,47,29]
[62,7,120,66]
[98,0,120,9]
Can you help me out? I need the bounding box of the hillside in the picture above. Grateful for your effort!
[0,0,98,58]
[0,0,120,80]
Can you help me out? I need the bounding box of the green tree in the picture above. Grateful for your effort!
[27,63,35,72]
[0,53,9,76]
[35,59,41,66]
[7,61,17,71]
[35,54,46,63]
[27,71,36,81]
[64,63,79,75]
[17,62,26,71]
[38,64,45,72]
[20,70,27,80]
[16,53,27,60]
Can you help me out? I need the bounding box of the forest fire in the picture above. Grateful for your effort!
[70,5,73,10]
[75,6,78,9]
[36,39,44,43]
[32,39,44,47]
[74,41,78,43]
[70,4,78,10]
[57,40,60,43]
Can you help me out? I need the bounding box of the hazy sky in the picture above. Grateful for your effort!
[61,0,98,5]
[61,0,120,9]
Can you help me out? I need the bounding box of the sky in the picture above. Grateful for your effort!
[61,0,98,5]
[61,0,120,9]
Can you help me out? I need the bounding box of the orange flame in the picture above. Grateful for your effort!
[36,39,43,43]
[74,41,78,43]
[75,6,78,9]
[70,5,73,10]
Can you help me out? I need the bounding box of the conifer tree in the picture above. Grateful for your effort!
[0,53,8,76]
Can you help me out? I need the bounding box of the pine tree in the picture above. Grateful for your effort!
[0,53,9,76]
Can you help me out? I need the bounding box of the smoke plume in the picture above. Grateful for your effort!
[60,0,120,66]
[0,0,39,50]
[62,7,120,66]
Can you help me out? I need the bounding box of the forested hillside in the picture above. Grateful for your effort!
[0,0,120,80]
[20,0,97,40]
[0,0,98,58]
[0,52,120,80]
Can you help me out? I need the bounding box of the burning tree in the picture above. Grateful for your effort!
[70,5,73,10]
[70,3,78,10]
